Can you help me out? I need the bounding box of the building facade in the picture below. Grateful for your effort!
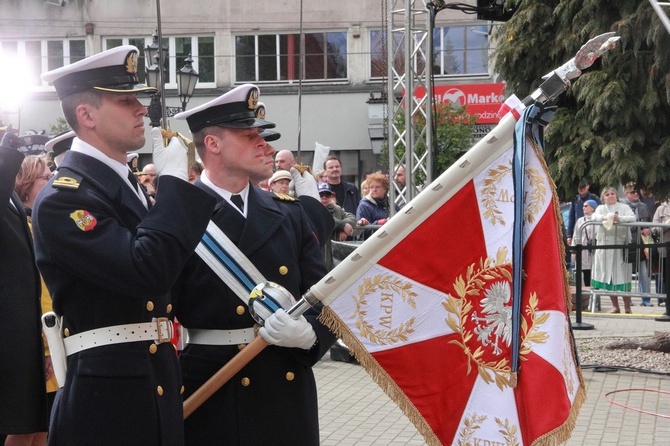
[0,0,502,182]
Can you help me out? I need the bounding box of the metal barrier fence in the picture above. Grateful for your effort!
[570,221,670,326]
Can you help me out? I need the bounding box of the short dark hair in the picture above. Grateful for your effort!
[578,177,589,188]
[61,90,103,132]
[324,155,341,169]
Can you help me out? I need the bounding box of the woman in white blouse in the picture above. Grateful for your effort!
[591,187,636,313]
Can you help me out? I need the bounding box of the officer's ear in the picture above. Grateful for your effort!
[202,133,221,156]
[75,103,96,130]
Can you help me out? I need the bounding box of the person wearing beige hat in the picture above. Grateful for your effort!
[33,45,216,445]
[268,169,292,195]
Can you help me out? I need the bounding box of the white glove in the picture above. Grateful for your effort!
[290,167,319,199]
[259,309,317,350]
[152,127,188,181]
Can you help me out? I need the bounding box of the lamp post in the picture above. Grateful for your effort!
[178,55,199,112]
[144,31,199,127]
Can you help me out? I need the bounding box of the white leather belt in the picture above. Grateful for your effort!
[185,327,256,346]
[63,318,173,356]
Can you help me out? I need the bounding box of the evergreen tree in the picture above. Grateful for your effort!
[493,0,670,200]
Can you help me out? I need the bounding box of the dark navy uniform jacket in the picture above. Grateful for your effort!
[32,151,216,446]
[0,146,48,435]
[173,182,336,446]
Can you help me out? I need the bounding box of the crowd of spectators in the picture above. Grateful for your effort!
[569,179,668,311]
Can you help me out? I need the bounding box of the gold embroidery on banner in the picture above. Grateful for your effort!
[353,275,417,345]
[562,328,577,396]
[455,413,486,446]
[495,417,521,446]
[480,164,510,226]
[442,247,549,391]
[455,414,521,446]
[480,161,546,226]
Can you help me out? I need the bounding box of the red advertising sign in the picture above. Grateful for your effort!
[415,83,507,124]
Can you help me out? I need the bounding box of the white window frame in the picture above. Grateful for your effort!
[104,35,216,90]
[0,38,86,91]
[233,30,348,84]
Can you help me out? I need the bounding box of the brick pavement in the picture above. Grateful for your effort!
[315,302,670,445]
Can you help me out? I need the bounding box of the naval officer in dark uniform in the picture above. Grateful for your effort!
[0,134,49,445]
[172,85,336,445]
[33,45,216,446]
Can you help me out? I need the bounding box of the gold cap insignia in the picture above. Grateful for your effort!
[247,88,259,110]
[125,51,138,75]
[256,105,266,120]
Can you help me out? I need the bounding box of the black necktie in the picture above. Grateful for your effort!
[230,194,244,212]
[127,170,149,209]
[128,170,140,192]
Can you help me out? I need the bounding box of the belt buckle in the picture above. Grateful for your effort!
[154,317,173,344]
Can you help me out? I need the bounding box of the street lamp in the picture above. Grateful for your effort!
[144,31,199,127]
[145,30,168,72]
[178,55,199,112]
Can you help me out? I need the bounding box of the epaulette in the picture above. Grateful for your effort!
[52,168,83,191]
[272,192,298,202]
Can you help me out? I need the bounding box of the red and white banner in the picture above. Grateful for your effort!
[320,129,585,445]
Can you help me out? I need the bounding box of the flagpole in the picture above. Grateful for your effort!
[182,33,621,418]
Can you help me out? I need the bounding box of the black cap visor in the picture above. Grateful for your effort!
[218,118,276,130]
[259,129,281,141]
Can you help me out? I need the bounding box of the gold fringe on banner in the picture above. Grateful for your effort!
[319,306,442,446]
[530,137,587,445]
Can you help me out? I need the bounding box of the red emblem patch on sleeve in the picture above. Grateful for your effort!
[70,210,97,231]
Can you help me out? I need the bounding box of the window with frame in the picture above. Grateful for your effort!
[370,24,490,79]
[0,39,86,88]
[235,31,347,83]
[105,35,215,88]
